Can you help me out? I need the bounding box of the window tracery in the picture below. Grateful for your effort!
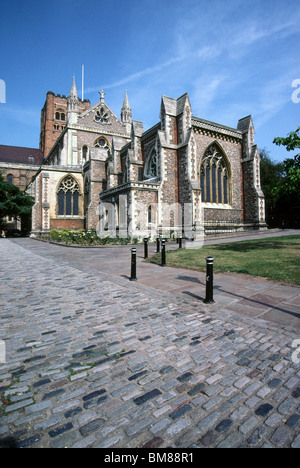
[57,176,80,216]
[144,149,158,179]
[94,137,109,150]
[95,107,110,124]
[200,144,230,205]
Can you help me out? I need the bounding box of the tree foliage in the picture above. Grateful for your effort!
[273,127,300,197]
[0,172,34,230]
[259,127,300,229]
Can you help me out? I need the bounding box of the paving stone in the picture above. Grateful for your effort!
[165,418,191,437]
[169,404,192,420]
[150,418,170,434]
[246,426,268,447]
[285,414,300,428]
[255,403,274,418]
[16,434,41,448]
[34,415,62,431]
[278,398,297,415]
[197,411,221,432]
[215,419,233,433]
[291,434,300,448]
[49,422,74,438]
[198,430,219,447]
[142,436,164,448]
[126,417,153,437]
[133,389,162,406]
[270,426,292,447]
[239,416,259,435]
[4,398,34,413]
[79,418,105,436]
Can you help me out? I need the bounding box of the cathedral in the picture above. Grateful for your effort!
[1,77,266,238]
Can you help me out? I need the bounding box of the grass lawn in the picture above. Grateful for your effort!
[148,235,300,285]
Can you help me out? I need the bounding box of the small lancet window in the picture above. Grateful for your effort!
[82,146,89,163]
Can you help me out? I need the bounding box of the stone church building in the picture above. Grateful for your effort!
[1,77,266,238]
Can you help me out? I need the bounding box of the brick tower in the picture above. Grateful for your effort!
[39,89,90,158]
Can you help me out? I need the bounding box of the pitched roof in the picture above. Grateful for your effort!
[161,93,190,116]
[0,145,44,165]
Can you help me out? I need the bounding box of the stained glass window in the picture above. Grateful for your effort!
[200,144,230,205]
[57,176,80,216]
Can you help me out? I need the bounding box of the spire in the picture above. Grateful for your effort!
[67,76,79,124]
[122,90,130,111]
[70,76,78,98]
[121,90,132,125]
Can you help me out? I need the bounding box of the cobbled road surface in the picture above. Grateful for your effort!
[0,238,299,448]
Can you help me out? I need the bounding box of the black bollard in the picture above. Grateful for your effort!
[161,239,166,267]
[204,257,215,304]
[144,237,148,259]
[178,236,182,249]
[130,247,137,281]
[156,237,160,253]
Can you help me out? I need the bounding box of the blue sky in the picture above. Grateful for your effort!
[0,0,299,161]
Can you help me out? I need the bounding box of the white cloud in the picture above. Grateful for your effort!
[83,1,300,141]
[192,76,227,113]
[86,55,185,93]
[2,106,40,127]
[254,75,295,129]
[230,18,299,49]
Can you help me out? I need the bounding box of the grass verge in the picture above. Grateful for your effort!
[147,235,300,285]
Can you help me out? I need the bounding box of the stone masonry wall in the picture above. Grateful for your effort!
[242,158,258,223]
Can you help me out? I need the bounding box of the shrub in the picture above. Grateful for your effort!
[49,229,138,246]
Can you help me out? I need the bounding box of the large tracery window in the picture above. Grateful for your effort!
[57,176,80,216]
[200,144,230,205]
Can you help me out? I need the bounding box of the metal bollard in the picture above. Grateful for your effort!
[130,247,137,281]
[178,236,182,249]
[156,237,160,253]
[144,237,148,259]
[204,257,215,304]
[161,239,166,267]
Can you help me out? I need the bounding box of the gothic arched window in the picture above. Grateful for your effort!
[200,144,230,205]
[57,176,80,216]
[144,149,158,179]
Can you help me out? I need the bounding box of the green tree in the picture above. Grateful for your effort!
[273,127,300,196]
[0,172,35,231]
[272,127,300,228]
[259,148,283,226]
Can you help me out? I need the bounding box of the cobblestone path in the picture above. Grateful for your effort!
[0,239,299,448]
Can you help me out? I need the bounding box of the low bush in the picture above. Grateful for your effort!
[49,229,138,246]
